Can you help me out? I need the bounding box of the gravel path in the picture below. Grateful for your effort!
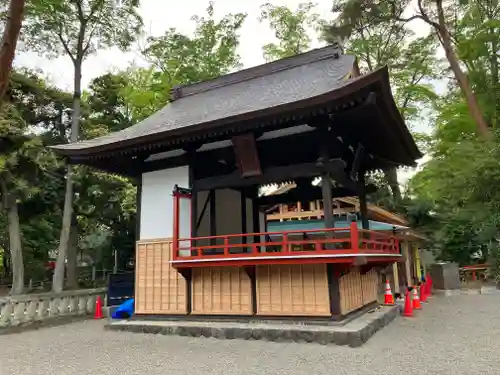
[0,294,499,375]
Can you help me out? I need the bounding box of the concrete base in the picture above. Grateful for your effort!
[434,286,500,296]
[103,305,118,319]
[105,305,399,347]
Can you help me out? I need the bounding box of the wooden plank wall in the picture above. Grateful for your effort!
[256,264,330,316]
[339,268,379,315]
[135,239,188,315]
[360,268,379,305]
[191,267,252,315]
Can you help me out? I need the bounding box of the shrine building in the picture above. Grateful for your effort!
[52,44,422,319]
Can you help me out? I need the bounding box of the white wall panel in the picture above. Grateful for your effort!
[140,166,190,240]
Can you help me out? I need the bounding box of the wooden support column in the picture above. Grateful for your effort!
[327,264,341,317]
[321,173,334,229]
[319,139,334,230]
[392,262,400,294]
[358,172,369,230]
[135,177,142,241]
[252,188,260,249]
[243,266,257,315]
[240,190,247,245]
[414,246,422,281]
[402,241,412,288]
[209,190,216,246]
[189,160,197,239]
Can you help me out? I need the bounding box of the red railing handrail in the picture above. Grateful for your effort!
[176,226,350,242]
[177,237,352,251]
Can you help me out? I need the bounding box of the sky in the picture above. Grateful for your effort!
[14,0,434,185]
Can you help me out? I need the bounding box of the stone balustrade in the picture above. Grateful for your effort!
[0,287,107,328]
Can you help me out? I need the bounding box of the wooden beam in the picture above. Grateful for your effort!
[232,133,262,178]
[194,159,347,191]
[267,206,356,221]
[258,186,356,206]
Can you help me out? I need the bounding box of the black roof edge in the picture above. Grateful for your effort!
[377,68,423,161]
[51,66,421,168]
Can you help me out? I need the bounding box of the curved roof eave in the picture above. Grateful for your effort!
[51,67,407,158]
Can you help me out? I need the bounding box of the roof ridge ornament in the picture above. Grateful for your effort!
[330,41,344,59]
[170,85,183,101]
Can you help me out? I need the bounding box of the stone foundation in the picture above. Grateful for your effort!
[106,305,399,347]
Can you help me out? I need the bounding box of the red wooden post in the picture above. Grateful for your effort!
[172,193,179,260]
[282,233,289,252]
[224,237,229,256]
[350,222,359,252]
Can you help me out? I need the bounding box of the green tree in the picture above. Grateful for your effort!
[21,0,143,292]
[259,2,319,61]
[324,0,491,140]
[122,1,246,120]
[0,70,66,294]
[324,0,439,206]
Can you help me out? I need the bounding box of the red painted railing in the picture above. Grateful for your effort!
[171,222,400,266]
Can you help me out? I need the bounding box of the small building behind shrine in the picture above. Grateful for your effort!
[52,44,422,320]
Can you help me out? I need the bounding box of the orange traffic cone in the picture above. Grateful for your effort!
[94,296,103,319]
[384,280,395,305]
[403,289,413,317]
[412,286,422,310]
[420,282,428,303]
[426,274,433,295]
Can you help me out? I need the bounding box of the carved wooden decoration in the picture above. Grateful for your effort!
[232,133,262,178]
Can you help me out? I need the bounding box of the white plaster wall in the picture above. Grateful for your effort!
[140,166,190,240]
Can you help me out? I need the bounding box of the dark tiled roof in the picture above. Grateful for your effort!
[52,45,355,154]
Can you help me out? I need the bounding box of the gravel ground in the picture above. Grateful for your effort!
[0,294,499,375]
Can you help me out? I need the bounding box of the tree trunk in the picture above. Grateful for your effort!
[0,0,26,103]
[488,27,498,129]
[383,167,402,205]
[7,196,23,295]
[52,171,73,292]
[435,1,491,139]
[52,59,82,292]
[0,179,24,295]
[65,216,78,289]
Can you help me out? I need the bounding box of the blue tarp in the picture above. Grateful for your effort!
[267,219,407,233]
[111,298,135,319]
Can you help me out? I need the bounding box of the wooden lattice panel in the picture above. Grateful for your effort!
[256,264,330,316]
[339,268,364,315]
[191,267,252,315]
[135,239,188,315]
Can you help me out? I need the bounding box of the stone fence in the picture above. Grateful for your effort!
[0,287,107,328]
